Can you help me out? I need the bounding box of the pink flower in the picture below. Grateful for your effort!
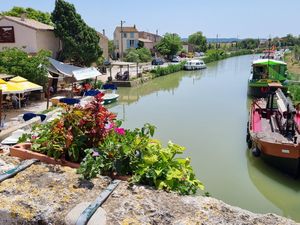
[105,123,115,130]
[31,135,38,140]
[92,151,100,157]
[115,127,125,135]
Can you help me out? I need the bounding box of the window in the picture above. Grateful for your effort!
[130,32,134,38]
[122,33,127,38]
[129,40,135,47]
[0,26,15,43]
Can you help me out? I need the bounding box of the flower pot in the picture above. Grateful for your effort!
[10,143,80,168]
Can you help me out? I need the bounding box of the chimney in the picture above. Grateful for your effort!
[102,29,105,36]
[133,24,136,29]
[21,13,26,21]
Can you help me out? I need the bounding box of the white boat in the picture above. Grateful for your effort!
[184,60,206,70]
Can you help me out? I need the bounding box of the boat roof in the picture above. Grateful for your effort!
[186,59,204,63]
[252,59,287,66]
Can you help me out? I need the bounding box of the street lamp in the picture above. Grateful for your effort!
[120,20,125,61]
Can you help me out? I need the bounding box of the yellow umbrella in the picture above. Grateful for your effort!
[0,78,25,108]
[9,76,43,92]
[0,79,24,94]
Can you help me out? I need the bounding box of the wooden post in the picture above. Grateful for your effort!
[136,62,138,78]
[46,77,52,109]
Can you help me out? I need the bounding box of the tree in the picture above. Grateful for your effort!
[188,31,207,52]
[51,0,102,66]
[238,38,259,49]
[124,48,152,63]
[108,40,116,59]
[0,48,50,86]
[155,33,182,59]
[1,7,52,25]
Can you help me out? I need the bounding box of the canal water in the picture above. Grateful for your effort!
[109,55,300,222]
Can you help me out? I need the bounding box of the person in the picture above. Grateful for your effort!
[5,94,11,101]
[49,86,54,95]
[11,94,19,109]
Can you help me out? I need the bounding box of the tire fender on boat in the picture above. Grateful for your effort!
[252,146,261,157]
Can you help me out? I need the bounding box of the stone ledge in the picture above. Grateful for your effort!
[0,161,298,225]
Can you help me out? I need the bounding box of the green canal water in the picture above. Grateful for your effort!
[109,55,300,222]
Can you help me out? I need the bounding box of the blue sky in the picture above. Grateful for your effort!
[1,0,299,39]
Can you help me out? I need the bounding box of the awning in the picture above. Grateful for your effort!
[9,76,43,92]
[47,58,101,81]
[0,78,24,94]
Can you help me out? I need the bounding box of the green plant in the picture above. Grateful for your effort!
[151,61,185,77]
[78,123,204,195]
[0,48,50,86]
[188,31,207,52]
[1,6,53,25]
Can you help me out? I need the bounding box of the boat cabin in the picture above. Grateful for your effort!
[252,59,287,81]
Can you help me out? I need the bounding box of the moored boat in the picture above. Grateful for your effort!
[184,60,206,70]
[247,89,300,176]
[248,59,288,97]
[102,93,119,105]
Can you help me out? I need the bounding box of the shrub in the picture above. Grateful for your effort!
[78,123,204,195]
[151,61,185,77]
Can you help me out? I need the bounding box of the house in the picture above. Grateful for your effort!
[113,25,139,58]
[139,31,161,44]
[0,16,60,57]
[97,30,109,60]
[138,31,162,51]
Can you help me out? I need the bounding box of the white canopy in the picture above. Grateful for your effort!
[47,58,101,81]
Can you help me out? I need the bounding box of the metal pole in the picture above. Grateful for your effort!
[120,20,125,61]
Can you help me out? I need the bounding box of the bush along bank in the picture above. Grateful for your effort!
[203,49,253,64]
[18,93,204,195]
[151,61,186,77]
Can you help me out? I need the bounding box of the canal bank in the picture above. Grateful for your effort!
[109,54,300,222]
[0,160,297,224]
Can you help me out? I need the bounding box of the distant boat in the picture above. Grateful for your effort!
[247,88,300,177]
[184,60,206,70]
[102,93,119,105]
[248,59,288,97]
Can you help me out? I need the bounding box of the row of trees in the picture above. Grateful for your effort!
[0,6,52,25]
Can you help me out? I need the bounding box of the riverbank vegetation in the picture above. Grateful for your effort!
[151,62,185,77]
[18,94,204,195]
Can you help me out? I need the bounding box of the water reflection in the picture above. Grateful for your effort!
[108,55,299,222]
[247,150,300,221]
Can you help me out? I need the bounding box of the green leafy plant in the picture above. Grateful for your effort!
[78,123,204,195]
[151,61,185,77]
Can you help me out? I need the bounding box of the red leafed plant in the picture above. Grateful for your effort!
[24,93,116,162]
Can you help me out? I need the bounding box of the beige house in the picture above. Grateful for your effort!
[0,16,60,57]
[97,31,109,60]
[113,25,139,57]
[139,31,161,45]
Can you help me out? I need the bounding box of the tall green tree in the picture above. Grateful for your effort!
[51,0,102,66]
[108,40,116,59]
[0,48,50,86]
[155,33,182,59]
[0,7,53,25]
[188,31,207,52]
